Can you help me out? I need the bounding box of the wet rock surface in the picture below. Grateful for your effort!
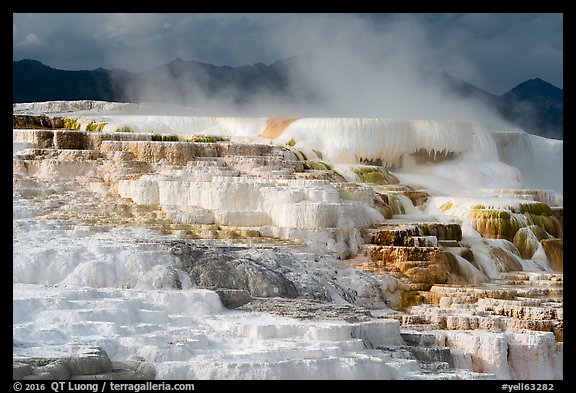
[167,241,401,308]
[175,243,300,299]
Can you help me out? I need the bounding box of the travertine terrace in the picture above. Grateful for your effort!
[13,101,563,380]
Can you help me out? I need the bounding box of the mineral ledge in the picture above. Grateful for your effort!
[13,107,562,380]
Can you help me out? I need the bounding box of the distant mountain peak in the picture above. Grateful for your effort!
[510,77,560,91]
[504,77,563,101]
[14,58,51,69]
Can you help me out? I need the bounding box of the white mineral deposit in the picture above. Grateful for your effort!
[13,101,562,380]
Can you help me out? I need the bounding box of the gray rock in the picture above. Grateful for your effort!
[14,350,156,381]
[176,244,298,298]
[401,331,437,347]
[408,346,454,367]
[215,289,253,308]
[13,362,32,380]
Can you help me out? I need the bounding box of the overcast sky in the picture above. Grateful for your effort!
[13,13,563,95]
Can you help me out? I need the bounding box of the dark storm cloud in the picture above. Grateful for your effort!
[13,13,281,71]
[416,13,563,93]
[13,13,562,93]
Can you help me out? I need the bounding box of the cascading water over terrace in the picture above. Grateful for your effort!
[13,100,562,380]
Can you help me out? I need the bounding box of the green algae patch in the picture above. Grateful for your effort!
[512,202,552,216]
[468,209,520,241]
[85,121,106,132]
[387,194,406,215]
[471,209,511,220]
[311,149,323,160]
[351,166,400,185]
[511,203,560,238]
[115,126,134,133]
[439,201,453,212]
[513,225,550,259]
[150,134,180,141]
[526,214,562,238]
[469,201,561,242]
[303,161,333,171]
[186,135,230,143]
[286,147,308,161]
[64,118,81,130]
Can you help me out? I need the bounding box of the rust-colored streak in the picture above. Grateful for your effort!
[259,117,299,138]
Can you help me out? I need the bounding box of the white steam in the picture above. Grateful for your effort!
[109,13,514,127]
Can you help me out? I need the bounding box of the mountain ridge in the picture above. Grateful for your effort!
[13,58,563,139]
